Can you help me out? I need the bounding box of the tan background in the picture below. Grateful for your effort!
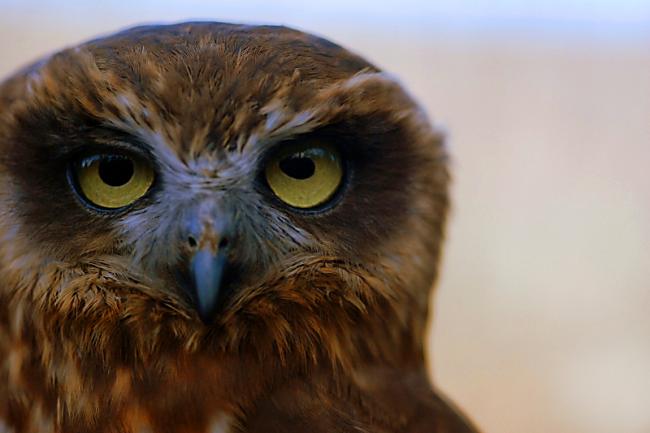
[1,2,649,433]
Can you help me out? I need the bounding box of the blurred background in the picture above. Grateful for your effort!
[1,1,648,432]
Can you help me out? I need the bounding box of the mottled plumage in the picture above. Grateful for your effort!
[0,22,478,433]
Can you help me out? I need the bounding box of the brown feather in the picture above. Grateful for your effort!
[0,22,478,433]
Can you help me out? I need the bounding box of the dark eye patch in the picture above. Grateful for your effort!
[262,116,428,260]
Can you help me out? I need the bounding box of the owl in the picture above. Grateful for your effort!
[0,22,479,433]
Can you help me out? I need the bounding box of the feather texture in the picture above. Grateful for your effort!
[0,22,478,433]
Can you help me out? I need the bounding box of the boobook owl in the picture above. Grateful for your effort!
[0,22,479,433]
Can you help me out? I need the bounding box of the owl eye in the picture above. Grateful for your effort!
[72,154,155,210]
[264,140,343,209]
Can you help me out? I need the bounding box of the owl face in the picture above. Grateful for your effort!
[0,23,447,348]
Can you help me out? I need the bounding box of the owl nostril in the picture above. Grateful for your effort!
[187,235,229,251]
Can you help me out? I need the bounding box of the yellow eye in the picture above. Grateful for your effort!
[74,154,154,209]
[265,140,343,209]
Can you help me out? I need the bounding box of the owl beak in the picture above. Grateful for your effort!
[190,248,228,322]
[184,205,232,322]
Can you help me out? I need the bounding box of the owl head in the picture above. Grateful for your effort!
[0,22,448,368]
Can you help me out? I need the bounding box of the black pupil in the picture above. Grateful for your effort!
[279,156,315,180]
[98,158,134,187]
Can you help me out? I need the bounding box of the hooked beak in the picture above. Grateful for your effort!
[190,248,229,322]
[184,203,232,322]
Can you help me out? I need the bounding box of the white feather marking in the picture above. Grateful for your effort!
[265,109,284,131]
[116,93,132,109]
[208,414,232,433]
